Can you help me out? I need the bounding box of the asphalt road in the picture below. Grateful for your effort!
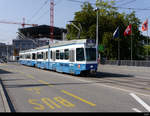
[0,62,150,112]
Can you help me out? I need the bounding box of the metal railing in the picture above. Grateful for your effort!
[101,60,150,67]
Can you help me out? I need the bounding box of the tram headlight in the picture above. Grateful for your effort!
[78,64,80,68]
[90,65,93,68]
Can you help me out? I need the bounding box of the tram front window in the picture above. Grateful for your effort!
[86,48,96,61]
[76,48,85,61]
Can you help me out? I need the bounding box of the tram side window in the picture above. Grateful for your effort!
[37,52,43,59]
[26,54,31,59]
[32,53,36,60]
[64,49,69,60]
[69,50,74,62]
[56,50,60,59]
[46,51,48,59]
[60,52,64,60]
[50,51,52,59]
[41,52,44,59]
[37,53,40,59]
[19,55,22,59]
[76,48,85,61]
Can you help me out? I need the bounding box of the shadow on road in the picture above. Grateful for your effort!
[0,69,12,75]
[5,83,49,88]
[80,71,134,78]
[96,72,134,78]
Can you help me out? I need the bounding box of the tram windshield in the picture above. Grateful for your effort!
[76,48,96,61]
[76,48,85,61]
[86,48,96,61]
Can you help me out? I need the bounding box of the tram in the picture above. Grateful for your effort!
[19,39,98,75]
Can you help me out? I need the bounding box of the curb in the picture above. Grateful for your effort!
[0,79,11,112]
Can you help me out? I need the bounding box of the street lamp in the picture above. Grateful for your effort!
[68,21,82,39]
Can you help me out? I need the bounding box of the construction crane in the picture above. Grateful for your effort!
[50,0,54,43]
[0,17,38,28]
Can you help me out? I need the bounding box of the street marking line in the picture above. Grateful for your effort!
[41,97,61,109]
[27,74,35,79]
[28,99,45,111]
[38,80,53,87]
[61,90,96,107]
[53,96,75,107]
[55,71,150,97]
[25,88,41,95]
[94,82,150,97]
[130,93,150,112]
[132,108,142,112]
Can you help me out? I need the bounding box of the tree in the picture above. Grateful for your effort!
[66,2,96,40]
[66,0,146,60]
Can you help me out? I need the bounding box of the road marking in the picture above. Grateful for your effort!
[38,80,53,87]
[41,97,61,109]
[53,96,75,107]
[52,71,150,97]
[27,74,35,79]
[93,82,150,97]
[0,64,6,66]
[61,90,96,107]
[25,88,41,95]
[28,99,45,111]
[132,108,142,112]
[130,93,150,112]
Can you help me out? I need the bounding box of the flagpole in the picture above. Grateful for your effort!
[131,25,133,61]
[118,38,120,60]
[118,38,120,65]
[147,26,149,60]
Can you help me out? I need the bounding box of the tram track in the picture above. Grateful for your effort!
[82,73,150,94]
[4,63,150,94]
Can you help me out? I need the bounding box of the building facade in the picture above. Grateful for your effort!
[0,43,13,61]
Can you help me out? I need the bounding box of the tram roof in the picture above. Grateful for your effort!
[20,39,94,53]
[35,39,87,50]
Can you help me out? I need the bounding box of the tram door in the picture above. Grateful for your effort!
[69,49,75,74]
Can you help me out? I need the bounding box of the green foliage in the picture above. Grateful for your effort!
[144,45,150,57]
[66,0,147,60]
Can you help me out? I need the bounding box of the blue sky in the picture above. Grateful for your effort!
[0,0,149,44]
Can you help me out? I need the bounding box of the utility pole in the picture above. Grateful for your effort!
[96,0,102,62]
[96,8,99,48]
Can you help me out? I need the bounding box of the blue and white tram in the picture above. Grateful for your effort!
[19,39,98,75]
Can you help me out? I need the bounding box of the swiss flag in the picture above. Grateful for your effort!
[124,24,132,36]
[142,19,148,31]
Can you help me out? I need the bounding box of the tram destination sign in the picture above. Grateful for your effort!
[86,39,95,47]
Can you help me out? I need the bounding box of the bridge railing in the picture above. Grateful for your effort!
[101,60,150,67]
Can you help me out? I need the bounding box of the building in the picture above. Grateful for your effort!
[18,25,67,40]
[0,43,6,58]
[0,43,13,61]
[12,25,67,60]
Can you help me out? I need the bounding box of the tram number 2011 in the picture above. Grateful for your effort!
[28,96,75,110]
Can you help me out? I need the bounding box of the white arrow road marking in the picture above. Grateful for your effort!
[130,93,150,112]
[132,108,141,112]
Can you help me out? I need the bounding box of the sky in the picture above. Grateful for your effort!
[0,0,149,44]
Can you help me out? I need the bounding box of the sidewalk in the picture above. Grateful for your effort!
[98,64,150,73]
[0,79,11,112]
